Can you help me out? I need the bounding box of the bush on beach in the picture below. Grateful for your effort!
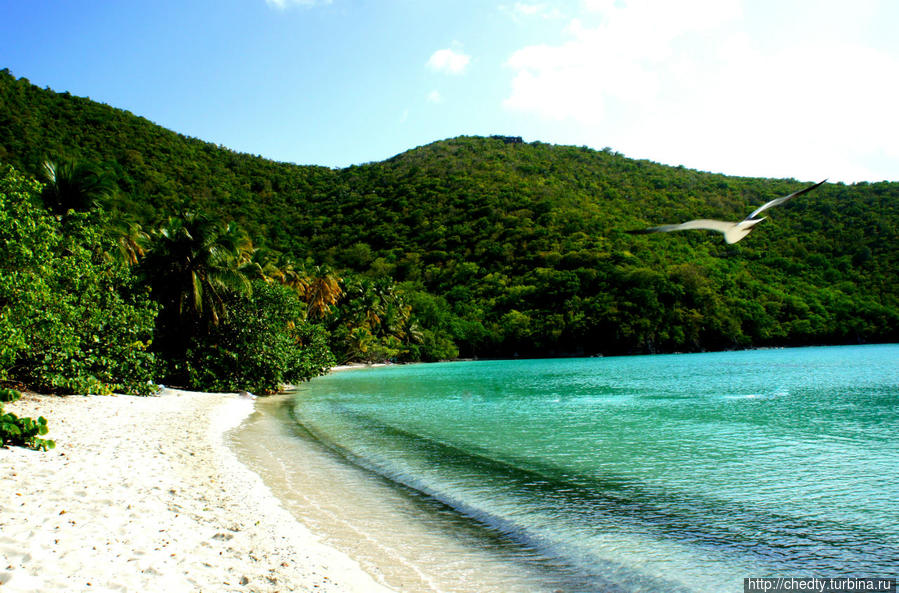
[0,164,158,396]
[0,387,55,451]
[181,281,336,394]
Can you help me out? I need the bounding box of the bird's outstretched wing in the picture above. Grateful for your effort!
[626,219,737,236]
[626,179,827,244]
[745,179,827,220]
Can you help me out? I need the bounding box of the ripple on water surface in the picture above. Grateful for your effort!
[235,345,899,592]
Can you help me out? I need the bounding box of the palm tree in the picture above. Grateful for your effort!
[142,213,253,327]
[240,245,287,286]
[140,213,257,385]
[329,276,420,363]
[305,266,343,319]
[40,159,115,216]
[343,327,376,364]
[274,256,311,298]
[113,220,151,266]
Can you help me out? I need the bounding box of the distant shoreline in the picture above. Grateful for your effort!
[329,362,394,372]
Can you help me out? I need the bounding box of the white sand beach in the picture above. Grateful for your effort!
[0,389,396,593]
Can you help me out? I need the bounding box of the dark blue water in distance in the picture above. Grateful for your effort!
[288,345,899,592]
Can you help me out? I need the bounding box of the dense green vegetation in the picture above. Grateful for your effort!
[1,67,897,392]
[0,164,157,395]
[0,162,349,402]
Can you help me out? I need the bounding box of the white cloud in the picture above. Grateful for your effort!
[426,47,471,75]
[502,0,899,182]
[503,2,563,19]
[515,2,542,16]
[504,1,740,123]
[265,0,331,9]
[427,90,444,103]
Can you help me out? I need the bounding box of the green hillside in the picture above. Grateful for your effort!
[2,68,897,358]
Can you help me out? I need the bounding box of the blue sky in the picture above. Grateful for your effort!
[2,0,898,182]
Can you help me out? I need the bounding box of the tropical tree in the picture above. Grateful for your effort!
[304,266,343,319]
[327,276,423,363]
[239,245,288,286]
[142,213,253,327]
[139,213,256,384]
[341,326,377,364]
[40,159,115,217]
[277,256,312,298]
[111,219,151,266]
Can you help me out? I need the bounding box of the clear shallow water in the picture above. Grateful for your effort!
[269,345,898,592]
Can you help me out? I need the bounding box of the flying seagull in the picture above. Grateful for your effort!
[626,179,827,244]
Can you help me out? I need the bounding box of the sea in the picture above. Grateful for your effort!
[231,344,899,592]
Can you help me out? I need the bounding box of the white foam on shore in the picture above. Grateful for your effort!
[0,389,395,593]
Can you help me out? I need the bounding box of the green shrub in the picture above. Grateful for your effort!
[182,281,335,393]
[0,388,55,451]
[0,164,158,395]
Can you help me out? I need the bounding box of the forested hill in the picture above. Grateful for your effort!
[2,68,897,357]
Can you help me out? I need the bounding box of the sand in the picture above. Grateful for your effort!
[0,389,396,593]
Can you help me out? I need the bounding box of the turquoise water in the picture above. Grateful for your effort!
[288,345,899,592]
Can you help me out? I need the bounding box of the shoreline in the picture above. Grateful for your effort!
[232,392,559,593]
[328,362,396,372]
[0,389,395,593]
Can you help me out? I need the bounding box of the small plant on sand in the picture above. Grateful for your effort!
[0,387,55,451]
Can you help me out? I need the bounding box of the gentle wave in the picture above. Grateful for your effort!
[290,345,899,592]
